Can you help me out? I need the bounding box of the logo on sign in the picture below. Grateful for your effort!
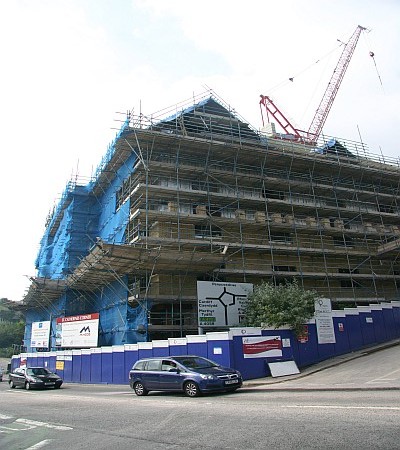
[80,326,91,336]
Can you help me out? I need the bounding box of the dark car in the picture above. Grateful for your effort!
[129,355,242,397]
[8,367,63,390]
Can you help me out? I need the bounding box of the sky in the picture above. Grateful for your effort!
[0,0,399,301]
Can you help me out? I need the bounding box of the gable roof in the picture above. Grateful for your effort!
[152,96,260,143]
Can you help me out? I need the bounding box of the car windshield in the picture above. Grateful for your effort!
[27,368,52,376]
[173,357,219,369]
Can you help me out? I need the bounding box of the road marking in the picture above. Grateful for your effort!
[24,439,54,449]
[367,368,400,384]
[17,419,73,430]
[0,413,73,432]
[286,405,400,411]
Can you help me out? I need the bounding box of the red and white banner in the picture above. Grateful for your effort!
[242,336,282,358]
[56,313,99,348]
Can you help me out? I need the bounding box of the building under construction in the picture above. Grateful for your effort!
[21,91,400,349]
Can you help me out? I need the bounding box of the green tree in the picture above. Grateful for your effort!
[0,321,25,349]
[243,280,318,336]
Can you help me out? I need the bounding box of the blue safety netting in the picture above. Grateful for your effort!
[29,126,143,347]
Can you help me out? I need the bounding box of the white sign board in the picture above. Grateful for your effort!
[268,360,300,377]
[197,281,253,327]
[31,321,51,348]
[242,336,283,358]
[314,298,336,344]
[55,313,99,348]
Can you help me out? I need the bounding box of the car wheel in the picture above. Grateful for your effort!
[9,380,16,389]
[183,381,200,397]
[25,382,31,390]
[133,381,148,396]
[54,385,61,389]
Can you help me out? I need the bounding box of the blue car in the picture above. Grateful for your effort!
[129,355,242,397]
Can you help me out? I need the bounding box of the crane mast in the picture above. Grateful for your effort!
[307,25,366,142]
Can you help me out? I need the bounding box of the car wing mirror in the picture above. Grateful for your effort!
[169,368,179,373]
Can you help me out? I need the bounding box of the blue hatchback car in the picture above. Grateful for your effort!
[129,355,242,397]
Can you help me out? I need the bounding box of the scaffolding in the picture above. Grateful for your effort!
[23,91,400,346]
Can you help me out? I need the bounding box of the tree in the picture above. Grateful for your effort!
[243,280,318,336]
[0,321,25,349]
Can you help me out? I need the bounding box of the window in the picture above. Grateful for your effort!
[116,174,138,210]
[263,188,284,200]
[338,268,359,274]
[394,270,400,289]
[133,361,146,371]
[273,265,296,272]
[269,232,292,244]
[378,203,394,214]
[145,360,161,371]
[194,225,222,239]
[207,205,222,217]
[161,360,176,371]
[340,279,362,289]
[333,235,354,247]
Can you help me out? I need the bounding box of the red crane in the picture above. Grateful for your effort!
[260,25,366,144]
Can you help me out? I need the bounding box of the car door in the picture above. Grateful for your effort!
[140,359,162,390]
[159,360,183,390]
[11,368,26,387]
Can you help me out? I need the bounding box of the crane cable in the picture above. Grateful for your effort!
[369,51,384,89]
[362,30,384,90]
[266,42,344,94]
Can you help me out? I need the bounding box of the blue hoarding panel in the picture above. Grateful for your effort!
[152,341,170,357]
[55,352,65,379]
[101,349,113,383]
[295,323,319,368]
[80,350,91,383]
[138,345,152,362]
[48,354,57,373]
[370,308,387,343]
[124,345,139,380]
[63,351,73,382]
[381,306,396,340]
[11,356,21,371]
[112,347,126,384]
[72,351,81,382]
[90,349,102,383]
[206,333,233,368]
[27,354,38,368]
[187,335,208,358]
[36,353,45,367]
[358,309,376,346]
[232,334,263,380]
[233,330,295,380]
[391,305,400,337]
[168,338,188,356]
[332,315,350,356]
[317,340,336,362]
[344,311,364,351]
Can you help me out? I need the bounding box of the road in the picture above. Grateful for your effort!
[1,345,400,449]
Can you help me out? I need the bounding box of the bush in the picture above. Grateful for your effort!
[243,279,318,336]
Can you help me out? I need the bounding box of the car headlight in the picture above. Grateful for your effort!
[199,374,216,380]
[235,371,242,377]
[28,377,43,383]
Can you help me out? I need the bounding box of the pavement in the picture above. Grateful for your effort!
[242,338,400,391]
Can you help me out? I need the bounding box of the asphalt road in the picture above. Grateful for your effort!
[1,345,400,450]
